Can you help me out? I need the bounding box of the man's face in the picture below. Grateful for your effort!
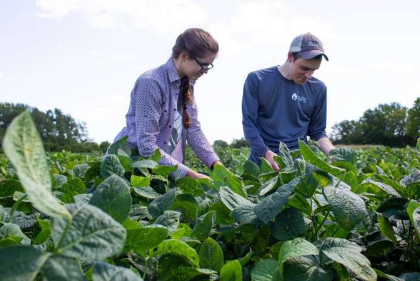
[289,56,322,85]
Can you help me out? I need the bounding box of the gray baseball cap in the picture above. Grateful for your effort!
[289,33,329,61]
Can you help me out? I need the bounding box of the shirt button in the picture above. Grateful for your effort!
[164,110,167,113]
[169,125,172,128]
[173,108,176,111]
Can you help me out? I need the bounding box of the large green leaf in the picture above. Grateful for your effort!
[220,259,242,281]
[283,255,333,281]
[359,179,401,198]
[324,186,369,231]
[279,238,319,277]
[152,239,200,267]
[51,203,126,261]
[243,160,261,177]
[172,194,198,221]
[0,246,48,281]
[199,237,224,272]
[259,176,281,196]
[254,178,300,224]
[317,238,377,281]
[100,155,125,178]
[41,254,84,281]
[2,111,70,220]
[131,175,150,187]
[93,261,143,281]
[407,200,420,240]
[212,165,247,197]
[219,186,254,211]
[250,259,281,281]
[0,223,31,245]
[377,214,397,244]
[124,225,169,253]
[329,148,358,164]
[107,135,131,156]
[148,188,176,218]
[158,254,217,281]
[298,140,345,177]
[133,186,160,199]
[176,177,204,197]
[191,211,215,240]
[89,175,132,223]
[271,208,307,241]
[152,210,181,231]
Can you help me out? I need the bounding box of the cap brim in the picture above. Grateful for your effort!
[300,50,329,61]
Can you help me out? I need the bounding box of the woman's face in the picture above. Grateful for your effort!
[183,53,217,80]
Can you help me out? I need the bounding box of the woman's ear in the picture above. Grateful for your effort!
[180,52,188,63]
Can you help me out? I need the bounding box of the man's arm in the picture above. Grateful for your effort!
[317,136,335,155]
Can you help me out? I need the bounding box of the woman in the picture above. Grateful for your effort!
[113,28,221,179]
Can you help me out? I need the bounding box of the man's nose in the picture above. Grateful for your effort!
[305,70,314,79]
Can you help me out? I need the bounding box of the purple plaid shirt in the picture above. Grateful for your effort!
[114,58,219,178]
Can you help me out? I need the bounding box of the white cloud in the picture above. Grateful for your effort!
[35,0,209,34]
[371,61,420,75]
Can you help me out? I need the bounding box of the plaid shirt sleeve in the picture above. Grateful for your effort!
[134,78,189,178]
[186,98,220,168]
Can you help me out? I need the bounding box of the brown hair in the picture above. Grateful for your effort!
[172,28,219,129]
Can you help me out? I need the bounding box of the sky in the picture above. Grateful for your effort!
[1,0,420,144]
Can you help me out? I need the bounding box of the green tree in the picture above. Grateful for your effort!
[407,97,420,140]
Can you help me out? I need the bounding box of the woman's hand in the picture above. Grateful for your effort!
[186,169,211,180]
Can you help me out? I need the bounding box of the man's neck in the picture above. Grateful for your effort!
[277,63,292,80]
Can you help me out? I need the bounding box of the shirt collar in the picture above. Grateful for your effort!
[165,57,181,84]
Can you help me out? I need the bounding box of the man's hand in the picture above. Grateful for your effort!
[186,170,211,180]
[264,150,280,171]
[317,137,336,156]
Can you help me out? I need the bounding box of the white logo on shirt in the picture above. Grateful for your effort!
[292,93,307,103]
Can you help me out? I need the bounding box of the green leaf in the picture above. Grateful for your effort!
[93,261,143,281]
[317,238,377,281]
[41,254,84,281]
[132,160,158,169]
[107,135,131,156]
[149,148,162,163]
[279,238,319,277]
[417,138,420,152]
[220,260,242,281]
[158,254,217,281]
[148,188,176,218]
[152,165,177,177]
[359,179,401,198]
[73,163,90,178]
[274,142,294,171]
[250,259,281,281]
[133,186,160,199]
[377,214,397,244]
[259,176,280,196]
[212,165,247,197]
[271,208,307,241]
[191,211,215,240]
[324,186,370,231]
[254,178,300,224]
[260,158,274,173]
[329,148,358,164]
[243,160,261,177]
[312,170,333,188]
[176,177,205,197]
[0,245,48,281]
[89,174,132,224]
[231,204,260,224]
[219,186,254,211]
[407,200,420,240]
[51,203,126,261]
[283,255,333,281]
[2,111,70,220]
[153,210,181,231]
[0,223,31,245]
[238,248,253,267]
[100,154,125,178]
[298,140,345,177]
[199,237,224,272]
[123,225,169,253]
[131,175,150,187]
[172,194,198,221]
[152,239,200,267]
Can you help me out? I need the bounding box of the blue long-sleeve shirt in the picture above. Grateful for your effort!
[242,66,328,164]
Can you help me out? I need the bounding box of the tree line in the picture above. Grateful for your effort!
[331,97,420,147]
[0,102,110,153]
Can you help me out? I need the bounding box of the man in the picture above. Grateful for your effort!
[242,33,335,171]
